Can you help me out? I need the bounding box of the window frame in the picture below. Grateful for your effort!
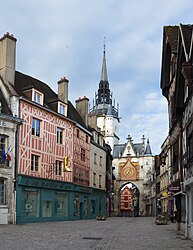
[81,148,86,162]
[32,118,41,137]
[55,160,62,176]
[56,127,63,144]
[31,154,39,172]
[0,179,6,204]
[32,89,43,105]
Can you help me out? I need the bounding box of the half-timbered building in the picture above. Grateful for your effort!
[0,32,107,223]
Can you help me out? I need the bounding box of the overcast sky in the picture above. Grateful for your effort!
[0,0,193,154]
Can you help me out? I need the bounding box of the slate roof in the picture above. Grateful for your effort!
[163,26,179,53]
[14,71,88,130]
[0,88,12,115]
[113,140,152,158]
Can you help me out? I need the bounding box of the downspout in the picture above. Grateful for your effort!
[14,120,22,224]
[180,125,188,238]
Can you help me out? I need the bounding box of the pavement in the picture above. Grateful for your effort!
[0,217,192,250]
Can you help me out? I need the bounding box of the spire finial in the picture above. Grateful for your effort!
[103,36,106,53]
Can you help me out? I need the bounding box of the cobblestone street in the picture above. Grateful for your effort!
[0,217,192,250]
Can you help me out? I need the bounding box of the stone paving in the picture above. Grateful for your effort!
[0,217,193,250]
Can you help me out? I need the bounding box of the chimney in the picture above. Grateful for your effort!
[88,113,97,129]
[76,96,89,126]
[0,32,17,85]
[58,77,69,104]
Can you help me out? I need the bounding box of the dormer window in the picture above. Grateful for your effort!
[58,102,67,116]
[32,89,43,105]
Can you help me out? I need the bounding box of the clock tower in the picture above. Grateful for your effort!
[89,44,120,151]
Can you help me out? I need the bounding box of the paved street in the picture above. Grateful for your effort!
[0,217,192,250]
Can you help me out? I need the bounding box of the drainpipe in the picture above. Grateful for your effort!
[14,120,22,224]
[180,182,188,238]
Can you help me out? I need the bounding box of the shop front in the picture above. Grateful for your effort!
[16,175,106,224]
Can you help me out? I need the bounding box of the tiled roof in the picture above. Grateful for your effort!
[164,26,179,53]
[15,71,87,129]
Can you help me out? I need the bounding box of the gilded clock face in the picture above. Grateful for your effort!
[123,168,134,178]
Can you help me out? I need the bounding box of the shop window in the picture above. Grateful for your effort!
[32,118,41,137]
[81,148,85,161]
[31,154,39,172]
[55,160,62,176]
[22,188,40,217]
[0,179,6,204]
[73,194,79,216]
[54,192,68,217]
[56,127,63,144]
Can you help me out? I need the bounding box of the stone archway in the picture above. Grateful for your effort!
[113,180,144,216]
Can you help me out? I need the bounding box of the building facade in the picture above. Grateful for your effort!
[112,135,155,216]
[160,24,193,238]
[0,32,106,223]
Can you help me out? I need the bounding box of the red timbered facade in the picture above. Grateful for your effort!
[18,99,74,182]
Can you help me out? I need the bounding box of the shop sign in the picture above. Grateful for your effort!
[22,177,73,191]
[168,186,181,192]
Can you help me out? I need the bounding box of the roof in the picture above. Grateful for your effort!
[0,88,12,115]
[15,71,58,105]
[113,139,152,158]
[163,26,179,53]
[14,71,88,130]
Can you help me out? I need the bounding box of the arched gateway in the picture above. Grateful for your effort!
[114,180,144,216]
[112,136,154,217]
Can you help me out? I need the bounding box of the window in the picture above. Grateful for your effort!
[99,175,102,188]
[31,154,39,172]
[33,89,43,105]
[58,103,66,115]
[86,135,88,143]
[99,156,102,166]
[77,129,79,138]
[57,128,63,144]
[0,134,8,162]
[93,172,96,186]
[32,118,40,137]
[94,153,97,164]
[55,160,62,176]
[0,179,5,204]
[81,148,85,161]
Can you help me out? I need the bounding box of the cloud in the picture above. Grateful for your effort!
[0,0,192,155]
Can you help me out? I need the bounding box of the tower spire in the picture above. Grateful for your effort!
[100,36,108,82]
